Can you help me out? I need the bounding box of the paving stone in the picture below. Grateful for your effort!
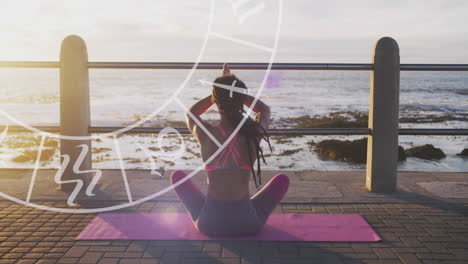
[15,260,37,264]
[104,252,143,258]
[342,253,378,259]
[397,253,423,264]
[127,241,149,252]
[89,246,127,252]
[0,242,19,247]
[417,253,459,260]
[183,258,219,264]
[79,251,105,263]
[98,258,119,264]
[43,253,64,259]
[29,247,51,253]
[57,258,80,264]
[160,252,181,263]
[64,246,88,258]
[0,258,16,264]
[352,244,374,253]
[448,248,468,260]
[401,237,424,247]
[49,247,69,253]
[373,248,398,259]
[10,247,31,253]
[143,247,165,258]
[0,247,12,253]
[22,252,44,259]
[378,232,401,242]
[112,241,132,246]
[75,241,112,246]
[2,252,24,258]
[36,242,56,247]
[446,242,468,249]
[424,243,451,254]
[119,259,161,264]
[203,242,222,252]
[36,260,59,264]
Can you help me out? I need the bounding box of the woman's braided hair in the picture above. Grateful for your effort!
[211,74,271,189]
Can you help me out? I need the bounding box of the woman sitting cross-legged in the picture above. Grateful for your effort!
[171,63,290,236]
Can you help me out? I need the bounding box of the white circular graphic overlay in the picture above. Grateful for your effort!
[0,0,283,213]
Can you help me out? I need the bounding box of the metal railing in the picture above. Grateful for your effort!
[6,126,468,136]
[3,61,467,136]
[2,61,468,71]
[1,35,467,193]
[3,61,468,136]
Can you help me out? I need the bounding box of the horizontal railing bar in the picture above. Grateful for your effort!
[398,128,468,136]
[87,62,375,71]
[400,64,468,71]
[90,127,371,135]
[1,61,468,71]
[7,126,60,133]
[6,126,369,135]
[0,62,373,70]
[6,126,468,136]
[0,61,60,68]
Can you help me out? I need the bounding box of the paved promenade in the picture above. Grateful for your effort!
[0,169,467,264]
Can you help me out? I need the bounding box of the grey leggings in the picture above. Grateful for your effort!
[170,170,290,237]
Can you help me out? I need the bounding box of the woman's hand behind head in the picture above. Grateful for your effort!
[223,63,231,76]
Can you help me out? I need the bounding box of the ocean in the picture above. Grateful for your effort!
[0,68,466,172]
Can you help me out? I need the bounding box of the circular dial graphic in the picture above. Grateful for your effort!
[0,0,283,213]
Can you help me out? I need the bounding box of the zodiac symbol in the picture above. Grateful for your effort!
[54,144,102,206]
[137,127,186,177]
[138,145,165,177]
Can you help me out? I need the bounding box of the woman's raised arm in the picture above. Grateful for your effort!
[244,95,271,130]
[186,95,214,135]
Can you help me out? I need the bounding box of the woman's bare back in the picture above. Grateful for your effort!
[196,123,255,201]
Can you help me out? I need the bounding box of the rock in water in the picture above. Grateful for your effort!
[315,138,367,163]
[457,148,468,157]
[314,138,406,164]
[405,144,446,160]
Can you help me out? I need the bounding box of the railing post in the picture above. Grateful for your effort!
[59,35,92,192]
[366,37,400,193]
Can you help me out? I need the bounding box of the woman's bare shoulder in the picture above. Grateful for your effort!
[192,121,217,141]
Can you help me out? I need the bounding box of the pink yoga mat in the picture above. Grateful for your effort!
[76,213,381,242]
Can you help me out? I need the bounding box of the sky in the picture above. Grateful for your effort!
[1,0,467,63]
